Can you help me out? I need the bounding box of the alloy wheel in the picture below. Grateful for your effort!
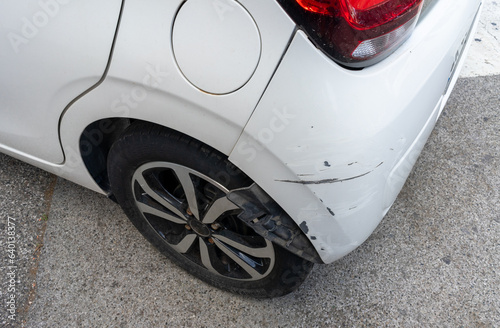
[131,162,276,281]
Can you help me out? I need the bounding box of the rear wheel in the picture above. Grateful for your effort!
[107,122,313,297]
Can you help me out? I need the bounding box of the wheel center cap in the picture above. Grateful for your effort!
[189,219,211,238]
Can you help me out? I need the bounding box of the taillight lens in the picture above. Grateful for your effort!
[278,0,424,67]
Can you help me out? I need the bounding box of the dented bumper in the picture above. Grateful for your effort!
[229,0,482,263]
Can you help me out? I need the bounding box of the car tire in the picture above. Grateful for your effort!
[107,122,313,297]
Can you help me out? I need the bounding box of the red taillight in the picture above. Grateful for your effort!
[296,0,393,15]
[278,0,424,67]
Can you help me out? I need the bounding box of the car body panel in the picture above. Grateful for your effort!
[0,0,122,163]
[172,0,262,94]
[60,0,294,153]
[1,0,295,195]
[0,0,482,264]
[229,0,482,263]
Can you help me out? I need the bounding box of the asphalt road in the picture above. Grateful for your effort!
[0,74,499,327]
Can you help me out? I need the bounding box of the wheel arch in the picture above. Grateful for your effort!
[57,76,246,194]
[75,118,323,264]
[79,117,131,194]
[78,117,230,195]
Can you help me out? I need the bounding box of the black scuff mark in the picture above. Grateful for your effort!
[276,162,383,185]
[299,221,309,234]
[348,162,357,166]
[326,207,335,216]
[441,256,451,265]
[349,206,357,210]
[276,172,370,184]
[311,236,317,240]
[324,161,331,167]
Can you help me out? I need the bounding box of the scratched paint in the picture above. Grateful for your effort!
[276,162,384,184]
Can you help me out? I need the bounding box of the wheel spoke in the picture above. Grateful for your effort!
[202,197,239,224]
[133,171,186,219]
[213,232,274,258]
[170,234,198,253]
[198,238,218,274]
[136,201,186,224]
[213,238,272,280]
[172,167,200,220]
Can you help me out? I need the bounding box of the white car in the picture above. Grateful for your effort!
[0,0,481,297]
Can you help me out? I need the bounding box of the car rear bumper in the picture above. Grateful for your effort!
[229,0,482,263]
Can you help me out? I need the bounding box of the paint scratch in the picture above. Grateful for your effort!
[276,162,383,185]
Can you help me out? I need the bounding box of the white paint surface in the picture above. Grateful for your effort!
[172,0,261,94]
[461,0,500,77]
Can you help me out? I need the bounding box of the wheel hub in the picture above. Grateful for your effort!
[188,218,211,238]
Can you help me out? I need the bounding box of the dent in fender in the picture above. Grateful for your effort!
[226,183,323,263]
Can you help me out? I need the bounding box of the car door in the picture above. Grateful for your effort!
[0,0,122,163]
